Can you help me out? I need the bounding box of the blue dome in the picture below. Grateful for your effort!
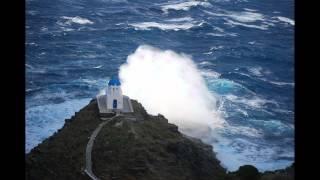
[108,77,121,86]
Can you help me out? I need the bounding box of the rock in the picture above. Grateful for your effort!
[259,163,294,180]
[235,165,260,180]
[167,123,178,133]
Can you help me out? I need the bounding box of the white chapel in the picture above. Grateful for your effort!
[96,77,133,115]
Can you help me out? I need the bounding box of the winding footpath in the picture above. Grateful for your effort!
[84,114,120,180]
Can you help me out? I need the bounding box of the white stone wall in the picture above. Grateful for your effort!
[96,94,108,113]
[106,85,123,110]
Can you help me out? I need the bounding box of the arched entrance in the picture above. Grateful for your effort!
[113,99,117,109]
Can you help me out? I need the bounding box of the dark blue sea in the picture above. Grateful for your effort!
[26,0,294,172]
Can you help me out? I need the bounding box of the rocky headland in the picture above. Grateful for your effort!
[26,99,294,180]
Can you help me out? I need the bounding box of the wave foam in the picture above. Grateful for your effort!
[258,77,295,87]
[165,17,194,22]
[212,136,293,172]
[264,79,295,86]
[200,69,221,78]
[248,66,263,76]
[26,98,91,153]
[199,61,214,66]
[161,0,212,14]
[26,64,34,69]
[60,27,75,32]
[93,65,103,69]
[244,8,257,12]
[206,32,237,37]
[225,94,278,109]
[220,122,263,138]
[249,119,294,135]
[129,21,198,31]
[275,16,295,26]
[204,10,265,23]
[227,11,265,23]
[119,45,224,130]
[60,16,94,25]
[225,19,268,30]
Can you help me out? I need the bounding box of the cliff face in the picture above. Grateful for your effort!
[25,99,294,180]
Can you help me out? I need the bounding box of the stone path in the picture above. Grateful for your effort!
[84,114,120,180]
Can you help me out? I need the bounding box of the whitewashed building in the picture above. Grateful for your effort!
[96,77,133,115]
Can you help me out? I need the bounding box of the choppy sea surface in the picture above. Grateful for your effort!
[26,0,294,172]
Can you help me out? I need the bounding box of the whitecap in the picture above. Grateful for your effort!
[115,22,125,26]
[27,10,37,15]
[26,42,37,46]
[262,21,276,27]
[165,17,194,22]
[224,94,278,109]
[82,54,97,58]
[206,33,225,37]
[275,16,295,26]
[40,27,48,32]
[93,65,103,69]
[203,51,213,55]
[161,0,212,14]
[244,8,258,12]
[267,80,295,86]
[199,61,214,66]
[248,66,263,76]
[227,11,265,23]
[203,45,224,54]
[26,64,34,69]
[204,10,265,23]
[223,123,263,138]
[27,68,47,74]
[60,27,75,32]
[60,16,94,25]
[235,108,249,117]
[210,46,224,50]
[224,19,268,30]
[81,79,97,84]
[213,26,225,32]
[208,78,256,96]
[200,70,221,78]
[129,21,198,31]
[99,0,128,3]
[73,77,109,89]
[258,77,295,86]
[249,119,294,135]
[204,10,272,30]
[273,109,294,114]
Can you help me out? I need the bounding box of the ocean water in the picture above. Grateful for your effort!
[26,0,294,172]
